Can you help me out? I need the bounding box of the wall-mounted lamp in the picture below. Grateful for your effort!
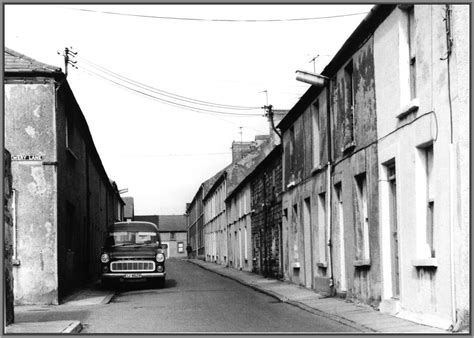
[295,70,328,88]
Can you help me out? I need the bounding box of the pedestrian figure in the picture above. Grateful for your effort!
[186,244,192,259]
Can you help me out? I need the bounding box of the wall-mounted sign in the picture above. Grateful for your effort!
[11,154,44,161]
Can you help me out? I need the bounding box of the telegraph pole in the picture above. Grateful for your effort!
[59,47,77,77]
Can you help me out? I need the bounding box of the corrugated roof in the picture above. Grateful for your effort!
[5,47,62,74]
[159,215,187,232]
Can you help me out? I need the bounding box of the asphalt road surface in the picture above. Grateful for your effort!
[76,258,358,333]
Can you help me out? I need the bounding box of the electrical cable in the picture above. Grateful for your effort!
[332,110,439,168]
[74,54,261,111]
[75,63,264,117]
[64,7,369,23]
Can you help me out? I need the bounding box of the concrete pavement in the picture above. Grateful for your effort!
[187,258,448,334]
[5,281,114,334]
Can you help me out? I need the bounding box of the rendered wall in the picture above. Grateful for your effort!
[374,5,470,329]
[161,231,187,258]
[5,81,58,305]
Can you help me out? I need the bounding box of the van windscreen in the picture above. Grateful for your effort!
[107,231,159,246]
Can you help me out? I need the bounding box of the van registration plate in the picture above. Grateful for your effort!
[124,273,142,278]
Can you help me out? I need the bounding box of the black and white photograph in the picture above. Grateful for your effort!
[2,2,471,335]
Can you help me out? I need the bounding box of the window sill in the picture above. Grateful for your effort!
[354,259,371,267]
[286,181,296,190]
[412,258,438,268]
[396,98,419,119]
[316,261,327,268]
[66,147,79,161]
[311,165,325,176]
[291,262,300,269]
[342,141,356,154]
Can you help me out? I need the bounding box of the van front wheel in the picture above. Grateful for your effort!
[155,277,165,288]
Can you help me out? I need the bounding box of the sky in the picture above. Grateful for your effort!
[5,4,374,215]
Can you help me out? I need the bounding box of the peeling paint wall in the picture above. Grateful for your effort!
[330,36,381,306]
[250,148,283,278]
[5,81,58,305]
[5,77,121,305]
[281,88,332,294]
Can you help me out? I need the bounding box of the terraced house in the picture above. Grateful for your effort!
[277,4,469,331]
[373,4,469,330]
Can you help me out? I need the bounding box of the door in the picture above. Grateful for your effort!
[388,164,400,298]
[303,198,312,288]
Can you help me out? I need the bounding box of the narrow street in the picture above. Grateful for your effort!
[17,259,358,333]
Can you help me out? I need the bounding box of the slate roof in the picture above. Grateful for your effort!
[159,215,187,232]
[5,47,62,74]
[134,215,159,227]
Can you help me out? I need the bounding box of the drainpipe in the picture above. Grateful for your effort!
[440,4,457,328]
[295,70,334,293]
[326,83,334,293]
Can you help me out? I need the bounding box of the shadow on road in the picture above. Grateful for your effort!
[106,278,178,294]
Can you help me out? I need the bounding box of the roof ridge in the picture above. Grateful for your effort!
[5,47,62,73]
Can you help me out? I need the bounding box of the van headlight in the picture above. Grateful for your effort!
[101,253,110,263]
[156,253,165,262]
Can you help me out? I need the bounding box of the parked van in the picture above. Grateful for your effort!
[100,221,166,288]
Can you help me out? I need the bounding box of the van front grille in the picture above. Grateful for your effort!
[110,260,155,272]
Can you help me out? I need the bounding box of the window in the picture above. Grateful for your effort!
[289,126,295,171]
[345,61,354,110]
[355,174,370,262]
[312,100,321,168]
[415,144,435,262]
[408,6,417,99]
[170,232,176,240]
[292,204,299,261]
[343,61,355,148]
[424,145,434,257]
[66,113,74,149]
[178,242,184,253]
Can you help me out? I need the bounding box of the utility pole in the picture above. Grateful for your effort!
[59,47,77,77]
[263,104,281,140]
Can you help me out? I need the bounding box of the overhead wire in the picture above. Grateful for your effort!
[69,61,268,133]
[74,54,261,111]
[75,63,264,117]
[64,6,369,22]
